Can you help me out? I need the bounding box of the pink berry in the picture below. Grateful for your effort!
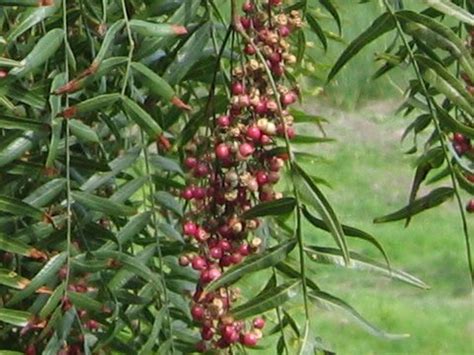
[244,43,256,55]
[195,341,206,353]
[246,125,262,142]
[253,317,265,329]
[230,252,243,264]
[201,325,215,340]
[220,255,233,267]
[207,267,221,281]
[217,115,231,127]
[241,332,258,346]
[254,100,267,115]
[270,0,282,5]
[239,142,255,157]
[210,246,223,259]
[239,243,250,256]
[215,143,230,160]
[191,304,205,321]
[279,25,291,37]
[183,221,197,236]
[281,92,297,106]
[192,256,207,271]
[260,134,271,145]
[181,186,194,200]
[256,171,269,185]
[219,239,232,252]
[222,325,239,344]
[184,156,197,169]
[467,199,474,213]
[241,17,251,29]
[268,52,281,64]
[242,1,254,12]
[194,163,210,177]
[231,82,245,95]
[86,319,100,330]
[193,187,206,200]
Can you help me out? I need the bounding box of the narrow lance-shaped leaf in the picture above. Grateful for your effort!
[232,280,301,320]
[327,12,395,82]
[7,252,67,306]
[206,240,297,291]
[92,20,125,67]
[293,163,350,264]
[301,206,390,268]
[0,308,32,327]
[241,197,296,219]
[60,93,121,118]
[319,0,341,34]
[131,62,191,111]
[0,268,51,293]
[374,187,454,223]
[7,0,60,42]
[0,116,46,131]
[305,246,429,289]
[72,191,137,216]
[9,28,64,79]
[422,0,474,26]
[0,235,47,260]
[306,13,327,51]
[129,20,188,37]
[69,119,100,143]
[23,178,66,208]
[122,97,162,137]
[309,290,409,339]
[0,195,43,219]
[0,131,37,168]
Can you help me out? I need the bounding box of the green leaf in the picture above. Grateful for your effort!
[206,240,297,291]
[327,12,395,82]
[69,119,100,143]
[241,197,296,219]
[93,20,126,66]
[122,97,162,137]
[72,191,137,216]
[422,0,474,25]
[0,131,37,168]
[155,191,182,216]
[232,280,301,320]
[7,252,67,306]
[319,0,341,34]
[130,20,187,38]
[301,206,390,268]
[23,178,66,208]
[0,115,46,131]
[131,62,175,101]
[0,308,31,327]
[163,23,210,85]
[7,0,60,42]
[150,155,184,175]
[309,290,409,339]
[305,246,429,289]
[306,13,327,51]
[294,163,349,264]
[9,28,64,79]
[0,195,43,219]
[374,187,454,223]
[0,234,45,259]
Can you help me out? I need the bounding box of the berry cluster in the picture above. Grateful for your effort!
[178,1,302,352]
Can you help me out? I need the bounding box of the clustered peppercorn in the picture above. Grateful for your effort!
[178,1,302,352]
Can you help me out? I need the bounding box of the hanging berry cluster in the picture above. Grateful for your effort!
[178,1,302,352]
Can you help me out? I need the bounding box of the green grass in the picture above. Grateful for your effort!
[297,104,473,354]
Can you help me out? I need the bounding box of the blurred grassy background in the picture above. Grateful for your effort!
[295,1,473,354]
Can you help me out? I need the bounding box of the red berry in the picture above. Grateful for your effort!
[193,187,206,200]
[210,246,223,259]
[244,43,256,55]
[183,221,197,236]
[195,340,206,353]
[0,70,8,79]
[231,82,245,95]
[241,332,258,346]
[25,345,36,355]
[453,133,467,144]
[240,17,252,29]
[207,267,221,281]
[466,199,474,213]
[181,186,194,200]
[246,125,262,142]
[217,115,231,127]
[201,325,215,340]
[222,325,239,344]
[279,25,290,37]
[239,243,250,256]
[254,100,268,115]
[268,52,281,64]
[216,143,231,160]
[256,171,269,185]
[86,319,100,330]
[253,317,265,329]
[191,304,205,321]
[219,239,232,252]
[242,1,254,12]
[281,92,297,106]
[192,256,208,271]
[230,252,243,264]
[194,163,210,177]
[184,156,197,169]
[239,143,255,157]
[270,0,282,5]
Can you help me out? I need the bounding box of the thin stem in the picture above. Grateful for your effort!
[383,0,473,286]
[62,0,72,298]
[120,0,176,350]
[272,268,290,355]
